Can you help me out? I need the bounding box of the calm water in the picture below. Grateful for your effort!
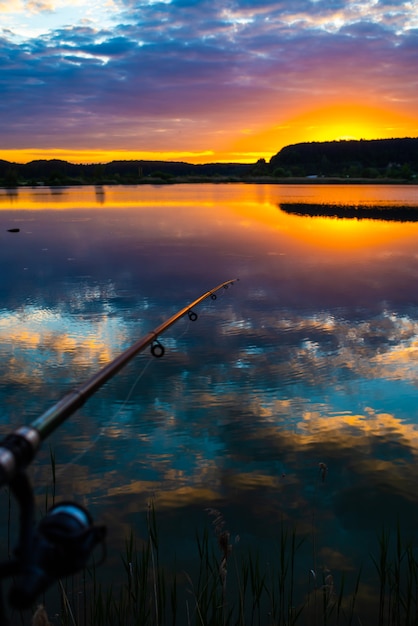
[1,183,418,621]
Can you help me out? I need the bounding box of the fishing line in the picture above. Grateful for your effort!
[56,314,194,475]
[0,279,238,621]
[33,284,232,485]
[55,356,154,477]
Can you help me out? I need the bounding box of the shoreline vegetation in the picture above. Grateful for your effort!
[1,137,418,188]
[7,454,418,626]
[25,504,418,626]
[279,203,418,221]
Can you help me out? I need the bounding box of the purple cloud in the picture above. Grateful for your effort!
[0,0,417,159]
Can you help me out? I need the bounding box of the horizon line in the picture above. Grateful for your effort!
[1,135,417,167]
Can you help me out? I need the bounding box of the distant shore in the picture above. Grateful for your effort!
[1,176,417,189]
[1,139,417,185]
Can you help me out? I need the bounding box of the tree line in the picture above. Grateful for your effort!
[266,137,418,179]
[0,159,252,187]
[1,137,418,186]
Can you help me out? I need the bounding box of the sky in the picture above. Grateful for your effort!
[0,0,418,164]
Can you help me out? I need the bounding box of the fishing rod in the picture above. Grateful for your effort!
[0,277,238,620]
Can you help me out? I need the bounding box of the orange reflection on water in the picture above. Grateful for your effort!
[300,407,406,438]
[106,481,220,508]
[372,338,418,383]
[2,184,418,258]
[228,184,418,253]
[272,185,418,253]
[275,210,417,252]
[0,185,222,211]
[0,309,127,389]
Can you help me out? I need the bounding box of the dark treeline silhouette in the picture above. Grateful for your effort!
[0,158,252,186]
[1,137,418,186]
[268,137,418,178]
[280,202,418,222]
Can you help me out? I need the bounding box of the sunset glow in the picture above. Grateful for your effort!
[277,211,418,253]
[0,1,417,164]
[229,104,418,161]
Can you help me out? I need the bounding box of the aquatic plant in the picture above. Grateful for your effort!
[3,451,418,625]
[371,524,418,626]
[42,504,364,626]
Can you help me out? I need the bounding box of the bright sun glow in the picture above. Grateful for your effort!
[227,102,418,162]
[292,103,418,143]
[2,103,418,165]
[0,148,217,165]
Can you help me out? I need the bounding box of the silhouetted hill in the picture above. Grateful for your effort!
[1,138,418,186]
[0,158,252,184]
[269,137,418,178]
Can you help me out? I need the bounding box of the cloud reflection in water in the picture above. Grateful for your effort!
[1,185,418,604]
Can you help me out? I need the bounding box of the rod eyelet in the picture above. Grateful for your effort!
[188,310,198,321]
[150,340,165,358]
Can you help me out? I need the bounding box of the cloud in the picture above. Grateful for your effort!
[26,0,54,13]
[0,0,22,13]
[0,0,55,12]
[0,0,417,159]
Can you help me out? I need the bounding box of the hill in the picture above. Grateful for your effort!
[1,138,418,186]
[0,158,252,186]
[268,137,418,179]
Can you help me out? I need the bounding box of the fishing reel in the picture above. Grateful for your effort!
[9,501,106,610]
[0,470,106,621]
[0,279,238,623]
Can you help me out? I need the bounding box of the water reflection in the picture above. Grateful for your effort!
[1,184,418,620]
[95,185,106,204]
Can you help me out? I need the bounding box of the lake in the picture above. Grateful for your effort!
[1,183,418,624]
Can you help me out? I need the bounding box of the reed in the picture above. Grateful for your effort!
[0,504,411,626]
[370,524,418,626]
[3,457,418,626]
[45,506,367,626]
[264,522,305,626]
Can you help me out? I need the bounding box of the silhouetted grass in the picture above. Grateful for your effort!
[3,456,418,625]
[370,524,418,626]
[29,503,364,626]
[48,510,418,626]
